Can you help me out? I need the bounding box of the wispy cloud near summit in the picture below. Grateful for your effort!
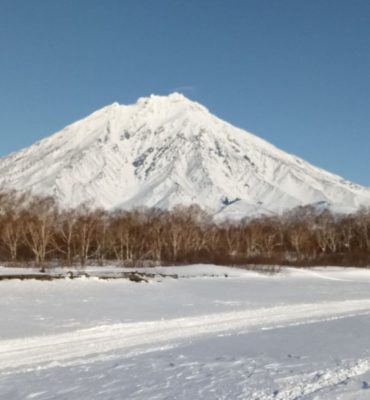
[170,85,196,95]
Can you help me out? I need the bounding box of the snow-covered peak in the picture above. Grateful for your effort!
[133,92,209,117]
[0,93,369,218]
[138,92,200,105]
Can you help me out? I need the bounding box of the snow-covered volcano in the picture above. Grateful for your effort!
[0,92,369,218]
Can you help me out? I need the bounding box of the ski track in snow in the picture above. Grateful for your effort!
[1,299,370,380]
[2,267,370,400]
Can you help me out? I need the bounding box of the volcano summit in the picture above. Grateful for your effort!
[0,93,369,219]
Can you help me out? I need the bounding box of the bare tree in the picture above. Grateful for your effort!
[74,206,98,266]
[23,197,56,266]
[52,210,78,265]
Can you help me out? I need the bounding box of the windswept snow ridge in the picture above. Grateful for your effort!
[0,93,369,218]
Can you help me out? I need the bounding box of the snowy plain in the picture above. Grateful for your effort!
[1,265,370,399]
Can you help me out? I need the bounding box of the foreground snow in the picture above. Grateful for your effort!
[1,266,370,399]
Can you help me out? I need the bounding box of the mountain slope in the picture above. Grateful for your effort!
[0,92,369,218]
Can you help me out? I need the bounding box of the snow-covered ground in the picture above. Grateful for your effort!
[1,265,370,399]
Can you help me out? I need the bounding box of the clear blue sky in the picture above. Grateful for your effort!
[1,0,369,185]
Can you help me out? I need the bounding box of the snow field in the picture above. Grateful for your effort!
[1,266,370,399]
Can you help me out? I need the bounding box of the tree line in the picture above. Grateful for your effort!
[0,191,369,267]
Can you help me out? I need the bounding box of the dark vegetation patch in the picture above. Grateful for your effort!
[0,191,369,269]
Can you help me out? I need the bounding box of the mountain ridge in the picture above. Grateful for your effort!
[0,93,369,219]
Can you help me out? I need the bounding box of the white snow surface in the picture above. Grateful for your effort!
[1,265,370,399]
[0,93,369,218]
